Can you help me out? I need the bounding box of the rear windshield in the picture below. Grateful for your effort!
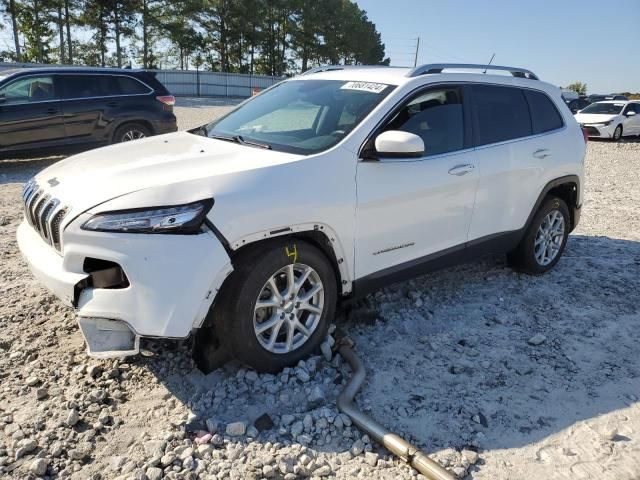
[580,103,625,115]
[205,79,394,155]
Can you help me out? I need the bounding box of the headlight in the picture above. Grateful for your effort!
[600,120,614,126]
[82,200,213,234]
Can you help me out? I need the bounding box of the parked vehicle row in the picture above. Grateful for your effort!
[0,67,177,154]
[16,63,586,372]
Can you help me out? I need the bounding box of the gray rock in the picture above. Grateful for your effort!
[364,452,378,467]
[15,438,37,459]
[25,376,39,387]
[320,341,333,361]
[308,386,325,408]
[87,364,103,378]
[36,387,48,400]
[528,333,547,346]
[88,389,107,403]
[30,458,48,476]
[254,413,274,432]
[225,421,246,436]
[303,414,314,431]
[146,466,163,480]
[290,421,304,437]
[66,409,80,427]
[205,417,218,433]
[143,440,167,456]
[281,414,295,426]
[245,370,259,382]
[296,368,311,383]
[160,453,176,467]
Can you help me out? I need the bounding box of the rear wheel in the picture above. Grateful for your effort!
[507,196,570,275]
[213,239,337,372]
[612,124,623,141]
[113,122,151,144]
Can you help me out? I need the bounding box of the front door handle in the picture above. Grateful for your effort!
[533,148,550,159]
[448,164,475,176]
[107,101,119,107]
[45,108,59,115]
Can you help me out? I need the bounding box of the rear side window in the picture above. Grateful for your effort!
[59,75,114,99]
[383,87,465,156]
[113,76,151,95]
[470,84,532,146]
[524,90,564,134]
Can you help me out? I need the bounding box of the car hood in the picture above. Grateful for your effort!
[574,113,618,124]
[33,131,300,217]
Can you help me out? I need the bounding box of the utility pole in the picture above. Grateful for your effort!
[413,37,420,67]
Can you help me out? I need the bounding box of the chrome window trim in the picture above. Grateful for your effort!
[0,71,154,106]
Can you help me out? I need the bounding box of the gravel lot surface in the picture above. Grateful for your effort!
[1,101,639,480]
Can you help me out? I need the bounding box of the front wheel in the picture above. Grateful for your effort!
[508,196,570,275]
[612,124,623,141]
[214,239,337,372]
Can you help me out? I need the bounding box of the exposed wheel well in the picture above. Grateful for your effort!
[547,182,578,229]
[230,231,345,296]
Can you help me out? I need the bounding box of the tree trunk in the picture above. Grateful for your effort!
[34,0,43,62]
[8,0,21,61]
[99,10,106,67]
[142,0,148,68]
[114,3,122,68]
[58,5,65,63]
[64,0,72,63]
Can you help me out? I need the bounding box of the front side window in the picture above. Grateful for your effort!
[382,87,465,156]
[206,79,394,154]
[471,84,532,146]
[0,75,56,104]
[623,103,637,114]
[524,90,564,134]
[580,102,625,115]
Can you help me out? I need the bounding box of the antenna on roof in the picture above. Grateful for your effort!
[483,54,495,74]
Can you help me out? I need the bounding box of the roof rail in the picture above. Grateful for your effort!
[300,65,394,76]
[408,63,539,80]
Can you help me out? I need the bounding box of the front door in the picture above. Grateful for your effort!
[355,85,479,281]
[0,74,65,150]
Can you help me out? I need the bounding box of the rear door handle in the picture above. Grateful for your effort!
[448,164,475,176]
[45,107,59,115]
[533,148,550,159]
[107,101,119,107]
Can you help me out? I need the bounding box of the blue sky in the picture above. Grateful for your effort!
[358,0,640,93]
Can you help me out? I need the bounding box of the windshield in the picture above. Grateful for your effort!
[205,79,394,154]
[580,102,624,115]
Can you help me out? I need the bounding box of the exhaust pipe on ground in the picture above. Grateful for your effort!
[337,342,458,480]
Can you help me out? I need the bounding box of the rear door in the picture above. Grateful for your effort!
[58,73,117,143]
[0,74,65,150]
[467,84,565,241]
[355,85,479,280]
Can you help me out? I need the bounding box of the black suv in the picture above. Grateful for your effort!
[0,67,177,154]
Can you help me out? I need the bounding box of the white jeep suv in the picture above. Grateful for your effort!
[17,63,586,372]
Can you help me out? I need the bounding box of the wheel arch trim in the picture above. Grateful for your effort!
[525,174,581,232]
[228,223,352,295]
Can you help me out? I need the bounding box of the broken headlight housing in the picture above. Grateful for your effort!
[82,199,213,234]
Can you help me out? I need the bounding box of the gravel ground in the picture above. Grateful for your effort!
[1,101,639,480]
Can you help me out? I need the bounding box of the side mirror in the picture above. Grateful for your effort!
[374,130,424,158]
[576,110,582,114]
[626,111,636,117]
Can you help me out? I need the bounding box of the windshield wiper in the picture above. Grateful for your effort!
[209,133,271,150]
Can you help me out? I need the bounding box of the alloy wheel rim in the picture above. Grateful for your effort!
[614,126,622,140]
[121,129,146,142]
[253,263,324,354]
[534,210,565,266]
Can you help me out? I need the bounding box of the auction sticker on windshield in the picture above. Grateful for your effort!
[341,81,388,93]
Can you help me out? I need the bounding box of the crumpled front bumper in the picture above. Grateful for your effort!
[17,217,233,357]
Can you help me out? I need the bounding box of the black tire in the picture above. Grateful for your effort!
[612,124,623,141]
[213,239,337,373]
[112,122,151,144]
[507,196,570,275]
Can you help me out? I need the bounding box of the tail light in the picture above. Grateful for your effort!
[156,95,175,109]
[581,127,589,143]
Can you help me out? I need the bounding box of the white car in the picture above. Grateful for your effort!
[17,63,586,372]
[574,100,640,140]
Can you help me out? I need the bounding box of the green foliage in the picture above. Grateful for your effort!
[565,81,587,95]
[1,0,386,74]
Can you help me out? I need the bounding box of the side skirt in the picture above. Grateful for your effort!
[349,229,523,301]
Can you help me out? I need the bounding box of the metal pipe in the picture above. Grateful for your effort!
[337,344,458,480]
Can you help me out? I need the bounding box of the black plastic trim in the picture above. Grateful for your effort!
[204,218,233,256]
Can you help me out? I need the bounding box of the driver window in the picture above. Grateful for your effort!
[383,87,464,156]
[0,76,55,104]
